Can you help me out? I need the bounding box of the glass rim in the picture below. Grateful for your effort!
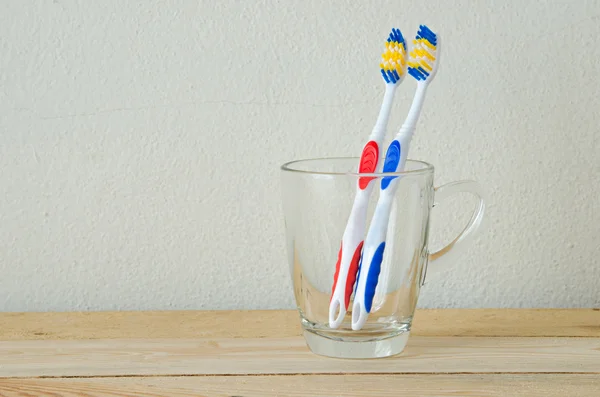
[280,157,434,177]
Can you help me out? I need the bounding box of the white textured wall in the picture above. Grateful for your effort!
[0,1,598,312]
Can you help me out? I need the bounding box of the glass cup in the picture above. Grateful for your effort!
[280,157,485,359]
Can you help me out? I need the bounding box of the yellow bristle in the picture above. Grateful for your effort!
[382,51,404,63]
[419,59,432,71]
[414,38,435,50]
[380,38,407,79]
[414,47,434,61]
[422,40,436,51]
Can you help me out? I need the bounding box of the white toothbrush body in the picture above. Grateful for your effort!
[352,26,440,331]
[329,29,408,329]
[329,85,395,329]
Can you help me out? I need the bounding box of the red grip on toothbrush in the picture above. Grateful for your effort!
[358,141,379,190]
[330,241,364,309]
[344,241,364,308]
[330,243,343,301]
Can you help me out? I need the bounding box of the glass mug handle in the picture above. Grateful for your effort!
[421,180,486,285]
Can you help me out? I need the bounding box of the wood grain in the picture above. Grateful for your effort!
[0,336,599,377]
[0,309,598,341]
[1,309,598,395]
[1,374,600,396]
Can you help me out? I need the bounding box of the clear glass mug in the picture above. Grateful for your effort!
[280,157,485,359]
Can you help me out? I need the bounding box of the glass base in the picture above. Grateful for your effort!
[303,329,410,359]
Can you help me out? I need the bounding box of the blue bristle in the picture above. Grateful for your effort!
[381,69,390,83]
[417,28,432,41]
[417,66,430,77]
[420,24,434,36]
[408,67,424,81]
[387,27,405,44]
[421,33,437,46]
[386,70,397,83]
[392,70,400,80]
[396,28,404,43]
[417,25,437,45]
[418,33,436,46]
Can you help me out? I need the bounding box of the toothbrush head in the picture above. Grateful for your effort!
[408,25,440,83]
[380,28,407,85]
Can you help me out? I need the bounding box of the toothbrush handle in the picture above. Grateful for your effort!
[351,190,394,328]
[330,193,367,308]
[351,83,430,330]
[329,140,380,329]
[351,140,403,330]
[400,84,427,135]
[372,84,397,140]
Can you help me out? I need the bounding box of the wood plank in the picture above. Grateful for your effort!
[1,375,600,396]
[0,336,599,377]
[0,309,598,340]
[0,310,298,340]
[413,308,600,337]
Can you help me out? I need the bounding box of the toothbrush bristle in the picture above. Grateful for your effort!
[380,28,407,84]
[407,25,438,81]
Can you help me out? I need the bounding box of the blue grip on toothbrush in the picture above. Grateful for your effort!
[364,242,386,312]
[381,140,401,190]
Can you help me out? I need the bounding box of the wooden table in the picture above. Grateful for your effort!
[0,309,598,396]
